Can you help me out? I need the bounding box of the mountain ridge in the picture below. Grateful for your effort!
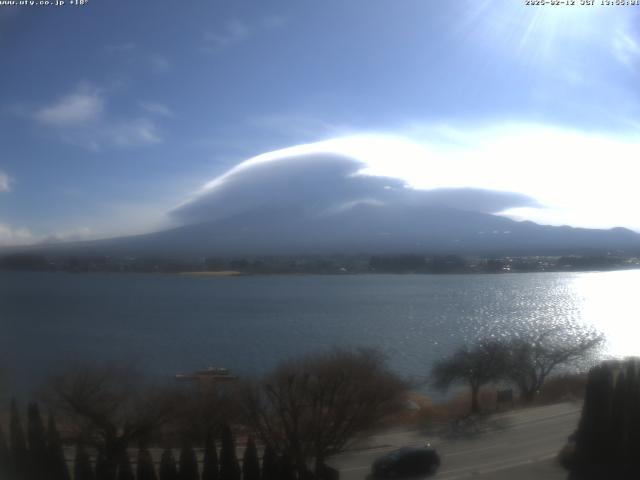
[5,204,640,258]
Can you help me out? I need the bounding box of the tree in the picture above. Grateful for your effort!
[117,451,135,480]
[27,402,47,479]
[137,446,158,480]
[242,437,260,480]
[0,424,10,479]
[47,413,71,480]
[10,399,28,479]
[571,362,616,479]
[219,424,241,480]
[74,443,95,480]
[201,431,219,480]
[242,347,407,476]
[159,449,179,480]
[95,450,113,480]
[48,363,178,480]
[431,340,509,414]
[260,444,278,480]
[277,453,295,480]
[179,441,199,480]
[504,328,603,402]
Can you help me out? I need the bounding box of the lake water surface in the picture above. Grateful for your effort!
[1,270,638,395]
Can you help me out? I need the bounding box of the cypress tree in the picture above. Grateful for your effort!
[610,371,627,475]
[219,425,240,480]
[73,443,95,480]
[27,403,47,480]
[242,437,260,480]
[260,445,278,480]
[572,363,616,479]
[159,449,179,480]
[117,451,135,480]
[47,413,71,480]
[278,453,295,480]
[0,424,10,479]
[201,431,219,480]
[137,446,158,480]
[95,450,111,480]
[10,399,28,480]
[179,441,199,480]
[627,360,640,477]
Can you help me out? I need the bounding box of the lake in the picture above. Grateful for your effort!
[1,270,638,396]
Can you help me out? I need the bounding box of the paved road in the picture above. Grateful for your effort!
[328,402,580,480]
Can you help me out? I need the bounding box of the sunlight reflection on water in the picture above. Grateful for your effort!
[573,270,640,358]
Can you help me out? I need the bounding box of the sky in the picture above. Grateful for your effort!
[2,0,640,246]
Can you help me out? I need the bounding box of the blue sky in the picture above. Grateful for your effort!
[2,0,640,245]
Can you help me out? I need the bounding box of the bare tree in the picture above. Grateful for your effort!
[242,348,407,476]
[47,364,178,480]
[168,382,242,445]
[431,340,509,415]
[504,327,604,402]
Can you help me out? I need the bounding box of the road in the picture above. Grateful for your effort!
[328,402,580,480]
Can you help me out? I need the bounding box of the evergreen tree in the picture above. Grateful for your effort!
[627,360,640,476]
[0,424,10,479]
[278,453,295,480]
[201,431,219,480]
[179,441,199,480]
[609,371,627,475]
[137,446,158,480]
[242,437,260,480]
[159,449,179,480]
[260,445,278,480]
[10,399,28,479]
[117,451,135,480]
[95,450,112,480]
[73,443,95,480]
[47,413,71,480]
[27,403,47,480]
[219,425,241,480]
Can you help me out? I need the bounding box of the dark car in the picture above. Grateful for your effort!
[371,446,441,478]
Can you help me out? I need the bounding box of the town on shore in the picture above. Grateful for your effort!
[1,252,639,275]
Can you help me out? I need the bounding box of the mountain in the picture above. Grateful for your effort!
[12,204,640,258]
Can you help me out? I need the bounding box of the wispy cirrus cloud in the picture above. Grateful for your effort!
[148,53,170,73]
[202,15,287,52]
[612,29,640,69]
[33,85,163,150]
[0,172,11,193]
[139,101,174,117]
[104,43,170,74]
[34,87,104,127]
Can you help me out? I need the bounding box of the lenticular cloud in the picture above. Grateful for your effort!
[170,145,538,227]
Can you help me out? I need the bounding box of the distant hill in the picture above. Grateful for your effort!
[9,204,640,258]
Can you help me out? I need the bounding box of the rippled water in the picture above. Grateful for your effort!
[1,270,638,395]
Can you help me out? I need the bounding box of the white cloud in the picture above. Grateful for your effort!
[202,16,286,52]
[0,223,35,247]
[174,123,640,232]
[104,42,136,54]
[139,101,173,117]
[33,85,163,150]
[0,172,10,192]
[203,20,250,50]
[612,29,640,68]
[149,54,170,73]
[34,88,103,127]
[39,226,95,244]
[0,223,98,248]
[108,118,162,147]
